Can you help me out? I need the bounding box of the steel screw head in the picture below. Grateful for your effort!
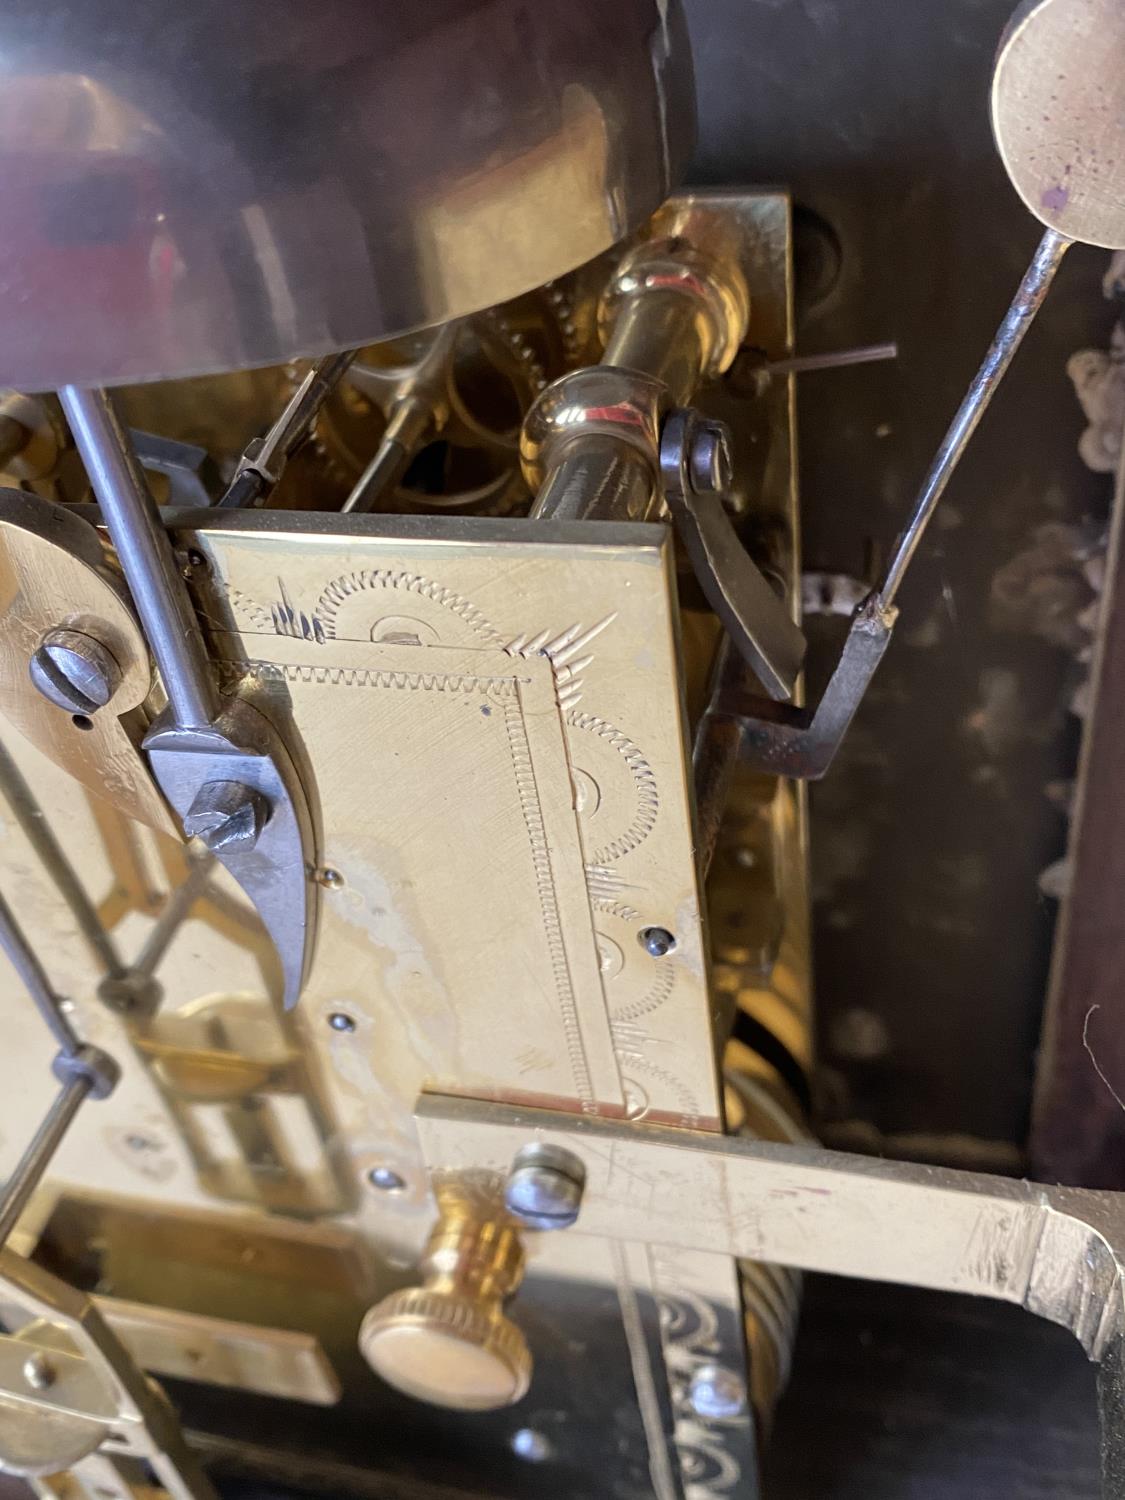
[183,780,270,853]
[22,1352,56,1392]
[368,1165,406,1192]
[511,1427,554,1463]
[688,1363,747,1421]
[29,627,122,715]
[639,925,677,957]
[687,418,734,497]
[505,1142,586,1230]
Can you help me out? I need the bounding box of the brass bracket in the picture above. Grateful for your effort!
[0,1248,216,1498]
[416,1093,1125,1497]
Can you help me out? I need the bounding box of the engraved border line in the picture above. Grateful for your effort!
[502,694,597,1110]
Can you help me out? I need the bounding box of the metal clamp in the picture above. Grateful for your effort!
[58,387,318,1009]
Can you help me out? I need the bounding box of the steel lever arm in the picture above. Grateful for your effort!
[58,388,317,1008]
[660,407,806,702]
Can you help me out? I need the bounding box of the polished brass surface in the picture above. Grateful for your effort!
[0,191,799,1496]
[529,194,753,525]
[601,198,753,397]
[99,1299,340,1406]
[177,508,720,1127]
[521,366,667,513]
[0,0,695,389]
[360,1181,530,1411]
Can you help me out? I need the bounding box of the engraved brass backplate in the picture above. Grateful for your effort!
[188,512,724,1138]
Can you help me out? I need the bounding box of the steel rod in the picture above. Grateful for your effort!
[0,739,123,979]
[769,341,898,377]
[0,891,82,1056]
[59,386,219,729]
[132,853,213,978]
[342,398,431,514]
[880,227,1070,607]
[0,1072,91,1248]
[256,350,357,477]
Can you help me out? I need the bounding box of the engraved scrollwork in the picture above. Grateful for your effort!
[653,1264,748,1498]
[565,710,659,867]
[499,695,597,1110]
[316,568,506,645]
[675,1437,744,1495]
[594,900,677,1024]
[225,587,275,635]
[614,1037,700,1125]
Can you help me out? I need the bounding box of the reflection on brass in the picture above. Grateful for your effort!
[359,1180,529,1411]
[529,193,753,525]
[186,508,723,1131]
[601,197,753,397]
[36,1195,374,1304]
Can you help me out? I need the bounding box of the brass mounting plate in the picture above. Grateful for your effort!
[186,510,725,1135]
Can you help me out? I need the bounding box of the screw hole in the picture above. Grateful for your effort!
[71,714,94,731]
[316,867,345,890]
[327,1011,356,1033]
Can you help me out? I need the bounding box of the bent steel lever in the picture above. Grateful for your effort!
[723,0,1125,778]
[660,406,807,703]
